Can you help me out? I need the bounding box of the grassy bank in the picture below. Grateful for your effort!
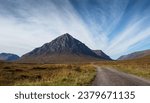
[95,59,150,80]
[0,62,96,86]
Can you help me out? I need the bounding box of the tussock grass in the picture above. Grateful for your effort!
[95,59,150,80]
[0,63,96,86]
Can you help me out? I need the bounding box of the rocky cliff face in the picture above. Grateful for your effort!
[93,50,112,60]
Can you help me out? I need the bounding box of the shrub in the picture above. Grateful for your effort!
[32,67,47,70]
[73,66,81,72]
[3,66,11,69]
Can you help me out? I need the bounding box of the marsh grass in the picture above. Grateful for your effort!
[0,62,96,86]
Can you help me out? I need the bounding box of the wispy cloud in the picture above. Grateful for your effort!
[105,0,150,58]
[106,17,149,52]
[0,0,95,56]
[0,0,150,59]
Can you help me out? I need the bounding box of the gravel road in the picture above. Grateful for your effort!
[92,66,150,86]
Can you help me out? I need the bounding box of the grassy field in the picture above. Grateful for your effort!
[0,62,96,86]
[0,56,149,86]
[95,57,150,80]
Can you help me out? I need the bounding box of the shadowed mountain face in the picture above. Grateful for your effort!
[93,50,112,60]
[20,33,110,63]
[0,53,20,61]
[118,49,150,60]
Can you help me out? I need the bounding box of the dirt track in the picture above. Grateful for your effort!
[92,66,150,86]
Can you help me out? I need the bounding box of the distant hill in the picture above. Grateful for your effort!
[0,53,20,61]
[19,33,110,63]
[92,50,112,60]
[118,49,150,60]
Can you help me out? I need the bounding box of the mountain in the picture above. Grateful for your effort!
[118,49,150,60]
[19,33,110,63]
[92,50,112,60]
[0,53,20,61]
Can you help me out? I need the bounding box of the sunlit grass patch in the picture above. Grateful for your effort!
[0,62,96,86]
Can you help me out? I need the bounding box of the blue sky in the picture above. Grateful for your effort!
[0,0,150,59]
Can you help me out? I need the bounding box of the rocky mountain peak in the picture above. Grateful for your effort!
[51,33,76,48]
[61,33,73,38]
[25,33,95,56]
[20,33,111,63]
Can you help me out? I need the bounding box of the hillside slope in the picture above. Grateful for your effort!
[118,49,150,60]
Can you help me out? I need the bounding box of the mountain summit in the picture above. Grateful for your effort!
[20,33,110,63]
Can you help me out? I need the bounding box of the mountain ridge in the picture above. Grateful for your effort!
[19,33,111,63]
[92,50,112,60]
[0,53,20,61]
[118,49,150,60]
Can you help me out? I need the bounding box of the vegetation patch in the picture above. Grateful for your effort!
[3,66,11,69]
[32,67,47,70]
[0,62,96,86]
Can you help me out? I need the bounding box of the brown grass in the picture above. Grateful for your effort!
[94,58,150,80]
[0,62,96,86]
[1,56,149,86]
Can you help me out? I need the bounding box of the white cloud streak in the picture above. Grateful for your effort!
[106,17,150,57]
[0,0,95,56]
[0,0,150,59]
